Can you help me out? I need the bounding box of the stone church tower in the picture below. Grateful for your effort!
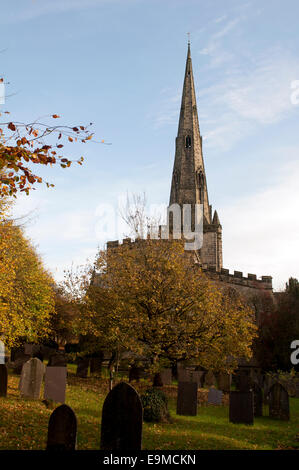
[107,42,272,296]
[169,42,222,271]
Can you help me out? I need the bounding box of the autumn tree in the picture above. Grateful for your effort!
[0,210,55,347]
[255,278,299,371]
[82,238,257,375]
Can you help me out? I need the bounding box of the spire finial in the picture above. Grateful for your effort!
[187,32,190,45]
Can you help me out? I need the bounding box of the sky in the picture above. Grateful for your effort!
[1,0,299,290]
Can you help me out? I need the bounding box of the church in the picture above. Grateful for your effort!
[108,42,273,298]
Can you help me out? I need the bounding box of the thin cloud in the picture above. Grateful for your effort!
[221,155,299,291]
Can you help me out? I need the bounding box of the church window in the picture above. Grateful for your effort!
[185,135,191,148]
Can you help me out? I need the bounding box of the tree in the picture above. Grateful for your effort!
[82,238,257,374]
[0,111,94,197]
[0,214,55,347]
[255,278,299,371]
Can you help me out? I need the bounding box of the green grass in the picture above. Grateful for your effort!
[0,366,298,450]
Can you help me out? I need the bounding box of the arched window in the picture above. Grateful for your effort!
[185,135,191,148]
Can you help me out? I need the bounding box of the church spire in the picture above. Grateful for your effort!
[169,42,211,224]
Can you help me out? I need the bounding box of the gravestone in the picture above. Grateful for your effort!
[0,364,8,397]
[0,340,5,365]
[204,370,216,387]
[160,369,172,385]
[129,366,143,382]
[229,391,254,425]
[177,368,189,382]
[44,367,67,403]
[190,371,204,387]
[217,372,231,392]
[48,352,66,367]
[177,382,198,416]
[12,353,31,375]
[208,387,223,405]
[19,358,45,399]
[253,382,263,417]
[47,404,77,450]
[90,356,103,376]
[101,382,143,450]
[76,357,89,378]
[269,383,290,421]
[264,376,276,404]
[236,371,252,392]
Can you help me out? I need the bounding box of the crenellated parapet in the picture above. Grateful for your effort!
[201,265,272,291]
[106,238,273,292]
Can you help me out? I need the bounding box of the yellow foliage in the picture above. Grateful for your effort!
[0,206,55,347]
[83,239,257,373]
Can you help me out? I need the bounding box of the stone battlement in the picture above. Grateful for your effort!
[201,265,272,290]
[106,238,273,291]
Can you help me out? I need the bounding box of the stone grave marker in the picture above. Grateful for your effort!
[90,356,103,376]
[177,382,198,416]
[229,391,254,425]
[48,352,66,367]
[190,371,204,387]
[217,372,231,393]
[263,375,276,403]
[269,383,290,421]
[19,358,45,399]
[101,382,143,450]
[253,382,263,417]
[177,368,190,382]
[236,371,252,392]
[160,369,172,385]
[0,364,8,397]
[11,352,31,375]
[76,357,89,378]
[208,387,223,405]
[44,367,67,403]
[204,370,216,387]
[47,404,77,450]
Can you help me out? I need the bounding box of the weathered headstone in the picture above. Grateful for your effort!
[11,353,31,375]
[24,343,34,356]
[236,371,252,392]
[0,364,8,397]
[48,352,66,367]
[263,375,276,404]
[160,369,172,385]
[177,368,189,382]
[253,382,263,417]
[229,391,254,425]
[19,358,45,399]
[0,340,5,365]
[44,367,67,403]
[101,382,143,450]
[190,371,204,387]
[217,372,231,392]
[90,356,103,376]
[76,357,89,378]
[47,404,77,450]
[129,366,142,382]
[204,370,216,387]
[208,387,223,405]
[269,383,290,421]
[177,382,198,416]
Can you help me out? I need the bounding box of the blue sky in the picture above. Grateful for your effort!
[1,0,299,290]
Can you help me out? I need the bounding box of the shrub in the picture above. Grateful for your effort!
[141,387,170,423]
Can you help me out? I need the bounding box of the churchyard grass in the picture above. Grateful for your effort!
[0,367,298,450]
